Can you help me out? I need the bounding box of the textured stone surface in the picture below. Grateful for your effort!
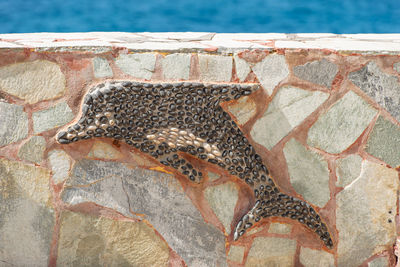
[87,141,122,160]
[268,222,292,234]
[299,247,335,267]
[365,116,400,167]
[349,61,400,121]
[227,96,257,125]
[283,139,330,207]
[63,159,226,266]
[57,211,169,267]
[252,54,289,95]
[307,91,377,154]
[161,53,191,80]
[228,245,245,263]
[115,53,156,80]
[199,54,232,82]
[251,86,328,150]
[234,54,251,81]
[368,257,388,267]
[92,57,113,78]
[48,149,71,184]
[336,154,363,188]
[18,136,46,163]
[204,182,238,234]
[208,171,220,182]
[293,59,338,88]
[336,160,398,267]
[0,102,28,146]
[0,158,54,266]
[246,237,296,267]
[0,60,66,104]
[33,102,74,133]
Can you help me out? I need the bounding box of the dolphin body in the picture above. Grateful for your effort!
[56,81,333,248]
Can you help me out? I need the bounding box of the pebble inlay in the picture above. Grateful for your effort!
[56,81,333,248]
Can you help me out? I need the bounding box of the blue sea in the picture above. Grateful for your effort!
[0,0,399,33]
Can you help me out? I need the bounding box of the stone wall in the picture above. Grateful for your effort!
[0,32,399,267]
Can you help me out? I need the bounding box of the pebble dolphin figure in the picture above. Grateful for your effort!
[56,81,333,248]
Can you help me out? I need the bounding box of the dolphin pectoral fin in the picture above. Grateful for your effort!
[233,200,262,241]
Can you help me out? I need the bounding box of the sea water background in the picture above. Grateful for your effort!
[0,0,399,33]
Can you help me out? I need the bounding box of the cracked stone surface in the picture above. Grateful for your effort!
[161,53,191,80]
[336,160,398,267]
[228,245,245,263]
[251,86,328,150]
[57,211,170,267]
[234,54,251,81]
[61,159,226,266]
[246,237,296,267]
[252,54,289,95]
[307,90,378,154]
[48,149,72,184]
[293,59,338,88]
[336,154,363,188]
[199,54,232,82]
[0,102,28,146]
[349,61,400,122]
[299,247,335,267]
[32,102,74,133]
[115,53,156,80]
[0,60,66,104]
[92,57,113,78]
[18,136,46,164]
[204,182,238,234]
[283,138,330,207]
[365,116,400,168]
[0,158,54,266]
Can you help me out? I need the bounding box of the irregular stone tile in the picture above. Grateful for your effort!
[227,96,257,125]
[228,245,245,263]
[299,247,335,267]
[65,159,226,266]
[208,171,220,182]
[293,59,338,89]
[87,141,122,160]
[368,257,388,267]
[251,86,328,150]
[48,149,71,184]
[162,53,191,80]
[252,54,289,95]
[92,57,113,78]
[307,91,378,154]
[349,61,400,121]
[122,168,227,266]
[57,211,169,267]
[115,53,156,80]
[234,54,251,81]
[365,116,400,168]
[268,222,292,234]
[336,161,398,267]
[0,102,28,146]
[0,159,54,266]
[32,102,74,133]
[336,154,363,188]
[18,136,46,163]
[0,60,66,104]
[283,139,330,207]
[204,182,238,234]
[199,54,232,82]
[246,237,296,267]
[393,62,400,73]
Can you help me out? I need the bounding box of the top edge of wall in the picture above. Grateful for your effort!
[1,32,400,54]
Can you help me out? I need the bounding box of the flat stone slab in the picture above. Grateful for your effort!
[48,149,72,184]
[0,102,28,146]
[115,53,156,80]
[307,90,377,154]
[336,160,398,267]
[299,247,335,267]
[227,245,245,263]
[198,54,232,82]
[283,138,330,207]
[33,102,74,133]
[336,154,363,188]
[251,86,328,150]
[227,96,257,125]
[161,53,191,80]
[18,136,46,163]
[268,222,292,234]
[349,61,400,122]
[365,116,400,168]
[92,57,113,78]
[293,59,338,89]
